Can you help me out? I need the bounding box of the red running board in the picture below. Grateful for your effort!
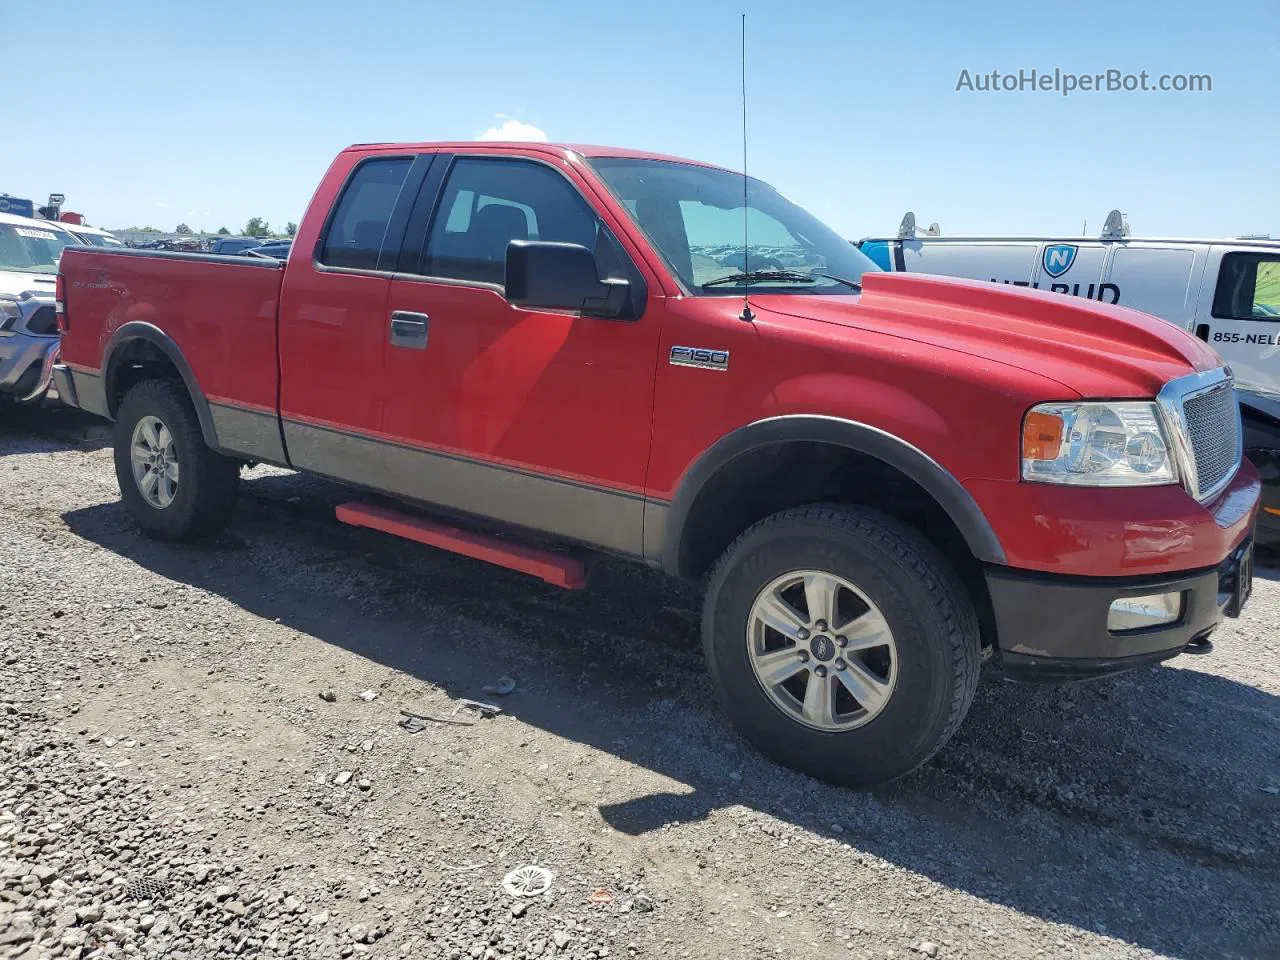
[335,501,587,590]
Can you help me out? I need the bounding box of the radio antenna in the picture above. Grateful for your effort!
[739,12,755,323]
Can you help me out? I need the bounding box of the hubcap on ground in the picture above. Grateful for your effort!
[130,415,179,509]
[746,570,898,732]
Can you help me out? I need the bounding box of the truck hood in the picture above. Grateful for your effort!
[0,270,57,300]
[760,272,1222,399]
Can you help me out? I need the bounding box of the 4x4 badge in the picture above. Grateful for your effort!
[669,346,729,371]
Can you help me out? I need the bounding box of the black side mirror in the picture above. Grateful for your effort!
[505,240,631,319]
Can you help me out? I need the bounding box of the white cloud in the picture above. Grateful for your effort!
[476,117,548,142]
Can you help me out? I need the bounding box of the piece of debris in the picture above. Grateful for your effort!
[553,930,572,950]
[357,690,378,702]
[628,894,654,913]
[319,690,337,703]
[587,888,615,905]
[334,772,353,786]
[917,942,940,958]
[356,778,372,791]
[1263,786,1280,795]
[457,698,502,719]
[502,865,555,897]
[482,676,517,696]
[511,901,531,918]
[398,709,475,733]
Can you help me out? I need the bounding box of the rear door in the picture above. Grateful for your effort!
[1195,247,1280,390]
[277,152,429,486]
[900,239,1042,286]
[378,152,661,556]
[1031,242,1108,301]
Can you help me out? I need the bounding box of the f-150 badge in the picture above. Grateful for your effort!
[669,346,729,371]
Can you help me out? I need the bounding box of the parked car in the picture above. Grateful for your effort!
[59,222,126,247]
[209,237,263,256]
[246,240,292,259]
[0,212,79,404]
[858,213,1280,543]
[56,142,1258,786]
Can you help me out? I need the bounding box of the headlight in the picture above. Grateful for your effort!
[0,298,19,332]
[1022,401,1178,486]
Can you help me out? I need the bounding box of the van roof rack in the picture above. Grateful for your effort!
[898,212,940,239]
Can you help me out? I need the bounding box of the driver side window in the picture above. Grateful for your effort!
[1213,252,1280,321]
[421,158,628,288]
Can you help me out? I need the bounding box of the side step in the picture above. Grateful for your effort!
[335,501,587,590]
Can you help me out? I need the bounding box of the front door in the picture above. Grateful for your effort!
[1195,248,1280,391]
[380,154,661,556]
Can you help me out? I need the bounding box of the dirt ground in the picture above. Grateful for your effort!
[2,405,1278,960]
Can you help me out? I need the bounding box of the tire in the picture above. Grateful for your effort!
[702,504,980,787]
[113,379,240,541]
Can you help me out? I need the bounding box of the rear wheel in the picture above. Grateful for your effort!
[702,504,980,787]
[113,380,240,540]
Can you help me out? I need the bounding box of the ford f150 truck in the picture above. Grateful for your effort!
[55,142,1259,787]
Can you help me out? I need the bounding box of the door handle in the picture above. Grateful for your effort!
[389,311,429,350]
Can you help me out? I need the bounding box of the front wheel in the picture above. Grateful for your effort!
[702,504,980,787]
[113,379,240,541]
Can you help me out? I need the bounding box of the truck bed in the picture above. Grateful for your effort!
[58,246,284,421]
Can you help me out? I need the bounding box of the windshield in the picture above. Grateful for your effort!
[0,222,77,275]
[81,232,125,247]
[589,158,879,295]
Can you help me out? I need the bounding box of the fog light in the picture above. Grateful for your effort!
[1107,592,1182,632]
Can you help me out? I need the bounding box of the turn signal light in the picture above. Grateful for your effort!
[1022,410,1064,461]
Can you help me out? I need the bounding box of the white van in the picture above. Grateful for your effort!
[58,222,125,247]
[858,213,1280,541]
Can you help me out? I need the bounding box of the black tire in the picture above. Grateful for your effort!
[113,379,240,541]
[702,504,980,787]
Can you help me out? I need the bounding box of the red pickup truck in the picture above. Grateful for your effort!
[55,142,1259,786]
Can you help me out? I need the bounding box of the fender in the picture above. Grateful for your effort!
[103,322,220,450]
[661,415,1007,573]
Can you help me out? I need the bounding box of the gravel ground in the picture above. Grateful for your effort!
[1,405,1278,960]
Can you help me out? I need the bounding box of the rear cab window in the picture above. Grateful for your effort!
[319,157,414,271]
[1213,251,1280,320]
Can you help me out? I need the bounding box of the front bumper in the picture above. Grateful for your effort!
[0,333,59,403]
[988,538,1254,681]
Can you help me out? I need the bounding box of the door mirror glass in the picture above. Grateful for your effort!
[505,240,631,319]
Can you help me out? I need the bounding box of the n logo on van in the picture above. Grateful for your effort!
[1042,244,1078,279]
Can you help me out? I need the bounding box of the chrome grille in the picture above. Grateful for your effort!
[1182,382,1240,496]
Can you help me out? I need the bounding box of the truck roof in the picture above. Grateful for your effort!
[340,141,728,171]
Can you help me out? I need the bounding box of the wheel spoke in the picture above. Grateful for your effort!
[801,671,836,726]
[803,573,838,628]
[165,460,180,484]
[157,472,175,506]
[139,468,159,500]
[752,647,806,687]
[835,659,892,713]
[156,423,173,453]
[141,419,160,451]
[839,610,891,652]
[755,591,808,641]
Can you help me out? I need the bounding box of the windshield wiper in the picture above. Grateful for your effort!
[702,270,816,288]
[701,269,861,291]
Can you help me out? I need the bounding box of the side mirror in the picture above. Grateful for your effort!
[505,240,631,319]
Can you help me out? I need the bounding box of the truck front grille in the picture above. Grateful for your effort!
[1177,377,1241,501]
